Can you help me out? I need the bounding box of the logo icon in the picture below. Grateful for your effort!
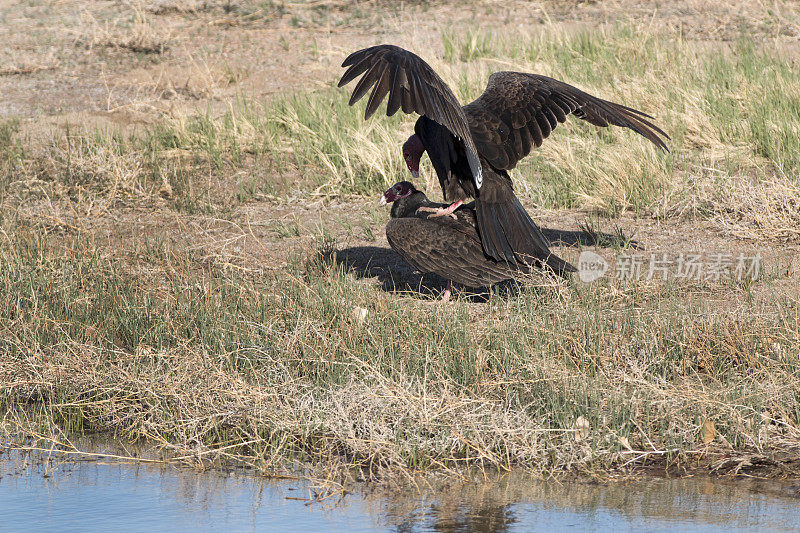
[577,251,609,283]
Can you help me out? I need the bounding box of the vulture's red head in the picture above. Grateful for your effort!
[402,134,425,179]
[380,181,416,205]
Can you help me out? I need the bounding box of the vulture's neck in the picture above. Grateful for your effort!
[390,192,436,218]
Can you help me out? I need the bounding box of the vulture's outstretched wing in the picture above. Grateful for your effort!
[464,72,670,170]
[338,44,483,188]
[385,217,518,288]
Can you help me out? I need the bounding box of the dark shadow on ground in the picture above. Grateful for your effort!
[326,227,634,301]
[540,227,640,249]
[325,246,522,302]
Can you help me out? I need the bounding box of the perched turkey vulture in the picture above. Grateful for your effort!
[339,45,669,267]
[381,181,571,301]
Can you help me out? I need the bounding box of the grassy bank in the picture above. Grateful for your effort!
[2,3,800,480]
[2,226,799,478]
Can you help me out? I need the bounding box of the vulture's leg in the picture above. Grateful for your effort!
[441,280,454,303]
[440,280,461,302]
[418,200,463,220]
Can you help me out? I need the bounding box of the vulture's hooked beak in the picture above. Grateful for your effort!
[379,194,388,206]
[411,170,419,179]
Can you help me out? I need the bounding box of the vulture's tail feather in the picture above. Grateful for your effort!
[475,195,576,276]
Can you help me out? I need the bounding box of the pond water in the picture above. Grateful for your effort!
[2,448,800,532]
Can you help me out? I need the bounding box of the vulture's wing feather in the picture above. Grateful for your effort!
[464,72,669,170]
[385,217,518,288]
[339,45,483,189]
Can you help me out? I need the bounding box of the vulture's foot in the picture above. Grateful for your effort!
[418,200,463,220]
[440,280,460,303]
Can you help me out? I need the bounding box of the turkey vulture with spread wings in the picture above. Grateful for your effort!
[381,181,573,301]
[339,44,669,267]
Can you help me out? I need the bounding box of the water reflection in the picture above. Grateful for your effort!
[423,502,515,533]
[383,483,518,533]
[1,449,799,532]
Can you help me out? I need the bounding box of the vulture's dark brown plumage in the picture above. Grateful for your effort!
[339,45,669,269]
[382,181,570,289]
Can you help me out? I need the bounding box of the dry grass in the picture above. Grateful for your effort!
[79,3,173,55]
[21,22,794,226]
[143,0,216,15]
[1,226,799,480]
[1,0,800,482]
[440,26,800,221]
[694,174,800,242]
